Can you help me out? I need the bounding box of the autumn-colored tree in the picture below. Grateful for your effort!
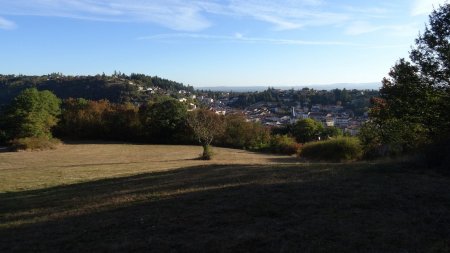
[57,99,142,141]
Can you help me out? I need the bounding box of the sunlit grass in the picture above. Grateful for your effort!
[1,144,449,252]
[0,143,298,192]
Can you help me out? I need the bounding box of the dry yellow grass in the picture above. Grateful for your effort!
[0,143,298,192]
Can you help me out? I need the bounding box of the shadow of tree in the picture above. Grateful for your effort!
[1,164,450,252]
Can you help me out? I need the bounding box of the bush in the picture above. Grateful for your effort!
[299,137,362,162]
[268,135,302,155]
[217,115,271,150]
[10,137,61,151]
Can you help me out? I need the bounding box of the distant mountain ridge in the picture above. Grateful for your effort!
[195,82,380,92]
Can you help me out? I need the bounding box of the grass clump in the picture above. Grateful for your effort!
[299,137,362,162]
[10,137,61,151]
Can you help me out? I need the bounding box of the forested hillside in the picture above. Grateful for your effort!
[0,73,194,105]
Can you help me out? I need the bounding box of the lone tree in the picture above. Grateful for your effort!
[187,109,224,160]
[361,3,450,158]
[6,88,61,139]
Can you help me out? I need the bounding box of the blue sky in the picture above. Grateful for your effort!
[0,0,447,87]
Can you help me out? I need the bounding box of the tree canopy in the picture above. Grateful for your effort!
[293,118,324,143]
[361,3,450,158]
[5,88,61,139]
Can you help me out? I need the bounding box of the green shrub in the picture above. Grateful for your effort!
[10,137,61,151]
[268,135,302,155]
[299,137,362,162]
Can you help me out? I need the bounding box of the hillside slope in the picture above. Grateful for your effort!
[1,144,449,252]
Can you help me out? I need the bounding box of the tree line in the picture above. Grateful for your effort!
[0,89,309,156]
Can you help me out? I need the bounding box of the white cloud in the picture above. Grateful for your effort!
[411,0,448,16]
[139,33,362,47]
[0,0,213,31]
[346,21,420,37]
[0,0,351,31]
[0,16,16,30]
[228,0,349,30]
[0,0,436,36]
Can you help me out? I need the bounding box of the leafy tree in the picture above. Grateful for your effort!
[293,118,324,143]
[140,98,188,143]
[364,3,450,158]
[6,88,61,139]
[187,109,224,160]
[322,126,343,139]
[219,114,270,149]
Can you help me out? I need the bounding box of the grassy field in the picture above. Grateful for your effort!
[1,143,450,252]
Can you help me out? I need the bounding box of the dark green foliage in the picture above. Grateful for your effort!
[300,137,362,162]
[293,118,324,143]
[5,88,61,139]
[364,3,450,162]
[140,98,190,143]
[359,117,427,159]
[322,126,343,138]
[0,73,192,105]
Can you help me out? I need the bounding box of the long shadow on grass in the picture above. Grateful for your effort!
[1,163,450,252]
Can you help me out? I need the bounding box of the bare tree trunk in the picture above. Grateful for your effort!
[202,143,212,160]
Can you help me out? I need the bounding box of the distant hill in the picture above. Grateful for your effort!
[0,73,193,105]
[195,82,380,92]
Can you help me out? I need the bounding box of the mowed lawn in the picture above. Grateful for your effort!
[1,144,450,252]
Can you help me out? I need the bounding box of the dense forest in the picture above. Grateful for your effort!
[0,72,194,106]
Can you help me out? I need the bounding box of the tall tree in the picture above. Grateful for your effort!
[363,3,450,157]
